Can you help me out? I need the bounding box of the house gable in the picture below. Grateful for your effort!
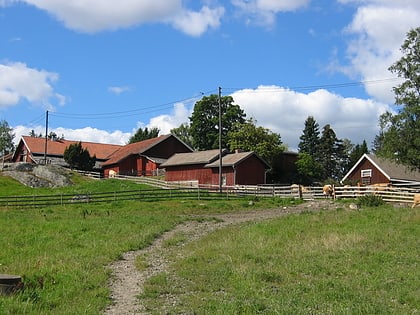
[342,153,420,186]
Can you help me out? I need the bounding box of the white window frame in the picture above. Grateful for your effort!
[361,169,372,178]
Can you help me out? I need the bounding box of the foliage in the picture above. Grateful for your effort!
[295,152,323,184]
[227,119,284,161]
[189,94,246,150]
[0,119,15,155]
[348,139,369,167]
[356,194,385,207]
[374,27,420,170]
[63,142,96,171]
[319,124,347,180]
[297,117,349,183]
[128,127,160,144]
[298,116,320,157]
[170,123,194,148]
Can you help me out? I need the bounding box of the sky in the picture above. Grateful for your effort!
[1,0,419,151]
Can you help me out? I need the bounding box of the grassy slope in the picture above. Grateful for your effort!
[0,174,296,314]
[144,206,420,314]
[1,174,419,314]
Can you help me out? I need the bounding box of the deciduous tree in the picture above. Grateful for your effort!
[0,120,15,155]
[189,94,246,150]
[374,27,420,170]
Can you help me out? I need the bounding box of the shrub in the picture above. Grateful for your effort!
[356,194,384,207]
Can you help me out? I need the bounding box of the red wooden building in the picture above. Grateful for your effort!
[160,149,269,186]
[341,153,420,187]
[101,134,192,177]
[12,136,122,168]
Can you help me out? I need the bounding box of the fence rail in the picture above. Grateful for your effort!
[0,178,418,208]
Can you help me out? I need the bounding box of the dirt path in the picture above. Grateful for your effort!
[104,200,339,315]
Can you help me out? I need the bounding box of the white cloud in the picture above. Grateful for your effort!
[231,85,393,150]
[13,125,131,145]
[232,0,309,26]
[108,86,131,95]
[338,0,420,103]
[147,102,192,134]
[10,0,224,36]
[170,6,225,37]
[0,62,65,109]
[12,86,392,151]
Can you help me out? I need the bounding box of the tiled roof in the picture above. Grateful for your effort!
[205,151,269,168]
[101,134,172,166]
[20,136,122,160]
[160,149,224,167]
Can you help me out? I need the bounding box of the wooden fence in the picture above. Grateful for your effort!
[1,177,417,208]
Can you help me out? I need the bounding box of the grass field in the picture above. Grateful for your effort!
[0,173,419,314]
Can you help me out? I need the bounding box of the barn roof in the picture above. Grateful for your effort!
[342,153,420,184]
[160,149,226,167]
[15,136,122,161]
[205,151,270,168]
[101,134,173,167]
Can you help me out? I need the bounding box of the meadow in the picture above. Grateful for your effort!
[0,174,419,314]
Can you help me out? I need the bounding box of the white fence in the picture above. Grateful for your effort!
[106,175,419,206]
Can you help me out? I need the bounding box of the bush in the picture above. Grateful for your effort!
[356,194,384,207]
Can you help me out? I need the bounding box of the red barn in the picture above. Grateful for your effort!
[161,149,269,186]
[101,134,193,177]
[342,153,420,187]
[12,136,122,168]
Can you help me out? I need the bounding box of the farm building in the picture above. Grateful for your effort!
[160,149,270,186]
[12,136,122,169]
[101,134,193,177]
[341,153,420,187]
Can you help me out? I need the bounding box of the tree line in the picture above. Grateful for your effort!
[1,27,418,179]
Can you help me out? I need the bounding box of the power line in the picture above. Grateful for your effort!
[50,90,217,120]
[223,78,399,93]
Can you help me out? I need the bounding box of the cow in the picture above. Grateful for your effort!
[108,170,117,178]
[412,194,420,208]
[323,184,334,198]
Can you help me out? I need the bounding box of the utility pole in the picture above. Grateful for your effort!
[218,87,222,193]
[44,110,48,165]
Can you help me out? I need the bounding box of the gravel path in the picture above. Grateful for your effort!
[104,200,340,315]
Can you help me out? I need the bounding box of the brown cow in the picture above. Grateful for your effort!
[412,194,420,208]
[323,184,333,198]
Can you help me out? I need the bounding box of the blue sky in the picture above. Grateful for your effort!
[1,0,419,150]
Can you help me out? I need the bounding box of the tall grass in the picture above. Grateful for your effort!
[142,206,420,314]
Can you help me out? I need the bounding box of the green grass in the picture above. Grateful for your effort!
[2,173,418,314]
[142,206,420,314]
[0,173,298,314]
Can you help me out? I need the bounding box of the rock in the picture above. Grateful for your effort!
[2,163,72,188]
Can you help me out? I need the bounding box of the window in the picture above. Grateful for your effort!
[361,169,372,185]
[361,169,372,177]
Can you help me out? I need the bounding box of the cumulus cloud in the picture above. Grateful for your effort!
[170,6,225,37]
[338,0,420,103]
[146,102,192,134]
[13,125,131,145]
[232,0,309,26]
[12,86,392,151]
[9,0,224,36]
[230,85,392,150]
[0,62,65,109]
